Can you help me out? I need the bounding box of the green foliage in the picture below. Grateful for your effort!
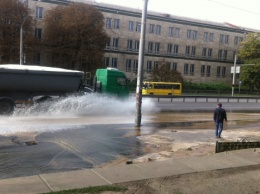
[238,33,260,91]
[239,64,260,91]
[237,33,260,91]
[183,81,231,91]
[238,33,260,62]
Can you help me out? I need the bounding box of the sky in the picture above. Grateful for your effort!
[95,0,260,30]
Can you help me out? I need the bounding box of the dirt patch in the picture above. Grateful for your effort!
[106,164,260,194]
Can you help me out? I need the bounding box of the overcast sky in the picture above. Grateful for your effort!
[95,0,260,30]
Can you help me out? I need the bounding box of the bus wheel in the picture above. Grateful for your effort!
[168,93,172,95]
[149,93,154,95]
[0,99,15,115]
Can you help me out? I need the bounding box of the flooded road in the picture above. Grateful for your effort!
[0,94,259,179]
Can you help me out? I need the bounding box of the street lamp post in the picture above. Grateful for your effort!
[232,54,237,96]
[20,15,28,65]
[20,25,24,65]
[135,0,148,127]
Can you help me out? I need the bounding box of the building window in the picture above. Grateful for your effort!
[217,66,221,78]
[187,30,197,40]
[136,22,141,32]
[185,46,190,57]
[112,58,117,68]
[104,57,109,67]
[127,39,132,51]
[206,65,211,77]
[126,59,131,72]
[105,18,112,28]
[184,63,189,75]
[156,25,161,35]
[218,50,223,60]
[234,36,239,45]
[173,45,179,56]
[203,32,208,41]
[209,33,214,42]
[154,61,159,70]
[167,44,172,55]
[208,48,212,58]
[191,46,196,57]
[223,50,228,60]
[168,27,174,37]
[35,28,42,39]
[224,35,229,44]
[134,40,139,52]
[202,48,212,58]
[166,62,171,70]
[148,42,153,53]
[201,65,205,76]
[36,7,43,19]
[149,24,155,34]
[128,21,134,31]
[172,62,177,71]
[112,38,119,49]
[187,30,192,39]
[190,64,195,76]
[133,59,138,73]
[202,48,207,58]
[155,42,160,54]
[146,60,152,72]
[175,28,180,38]
[114,19,120,29]
[105,37,111,49]
[33,52,40,65]
[193,31,198,40]
[219,34,224,43]
[222,67,226,78]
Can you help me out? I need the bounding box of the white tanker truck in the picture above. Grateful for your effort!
[0,64,129,115]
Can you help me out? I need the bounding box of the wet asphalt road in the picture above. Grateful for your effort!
[0,96,259,179]
[0,122,143,179]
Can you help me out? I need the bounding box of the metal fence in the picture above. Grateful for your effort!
[142,95,260,103]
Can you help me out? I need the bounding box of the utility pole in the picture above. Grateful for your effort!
[232,54,237,96]
[135,0,148,127]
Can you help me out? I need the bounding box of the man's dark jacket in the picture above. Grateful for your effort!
[214,107,227,122]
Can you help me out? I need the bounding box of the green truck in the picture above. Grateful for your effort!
[93,68,129,98]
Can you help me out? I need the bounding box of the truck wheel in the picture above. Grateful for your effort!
[0,100,15,115]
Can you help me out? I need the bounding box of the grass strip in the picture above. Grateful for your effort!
[42,185,128,194]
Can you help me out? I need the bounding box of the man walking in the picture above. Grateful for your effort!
[213,103,227,138]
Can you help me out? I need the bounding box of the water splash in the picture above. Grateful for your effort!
[13,93,159,117]
[0,94,159,135]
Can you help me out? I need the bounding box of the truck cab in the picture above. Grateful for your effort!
[94,68,129,98]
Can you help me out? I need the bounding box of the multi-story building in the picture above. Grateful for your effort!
[27,0,257,84]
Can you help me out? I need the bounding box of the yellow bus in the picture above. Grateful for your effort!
[142,81,182,95]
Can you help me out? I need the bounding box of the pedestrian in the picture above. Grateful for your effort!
[213,103,227,138]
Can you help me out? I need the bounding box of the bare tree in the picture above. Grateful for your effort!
[147,60,183,83]
[42,3,108,72]
[0,0,33,64]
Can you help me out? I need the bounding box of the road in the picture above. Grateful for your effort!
[0,94,259,179]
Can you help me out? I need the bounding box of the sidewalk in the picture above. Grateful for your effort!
[0,148,259,194]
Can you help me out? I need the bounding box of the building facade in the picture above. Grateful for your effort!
[27,0,253,84]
